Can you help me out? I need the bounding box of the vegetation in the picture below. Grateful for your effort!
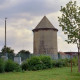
[5,60,21,72]
[21,61,28,71]
[0,47,31,61]
[22,55,78,71]
[0,67,80,80]
[0,55,78,73]
[21,56,53,71]
[40,56,52,69]
[1,46,15,60]
[52,58,78,68]
[17,50,30,61]
[0,59,5,73]
[27,56,43,70]
[58,1,80,72]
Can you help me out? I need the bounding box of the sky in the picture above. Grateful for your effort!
[0,0,80,54]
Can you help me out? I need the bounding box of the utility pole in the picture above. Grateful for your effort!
[5,18,7,56]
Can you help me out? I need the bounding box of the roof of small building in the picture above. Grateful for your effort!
[32,16,58,32]
[58,52,78,55]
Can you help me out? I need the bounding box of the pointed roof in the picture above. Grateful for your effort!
[32,16,58,32]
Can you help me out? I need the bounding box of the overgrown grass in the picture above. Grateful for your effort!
[0,67,80,80]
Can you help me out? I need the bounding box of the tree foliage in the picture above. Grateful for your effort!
[17,50,31,61]
[1,46,14,54]
[1,46,15,60]
[58,1,80,44]
[58,1,80,72]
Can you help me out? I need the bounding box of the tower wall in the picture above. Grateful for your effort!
[33,30,58,55]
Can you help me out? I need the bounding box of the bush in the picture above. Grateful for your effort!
[0,59,5,73]
[40,56,52,69]
[52,59,71,67]
[72,57,78,66]
[5,60,21,72]
[14,63,22,72]
[21,56,78,71]
[25,56,52,70]
[52,60,57,67]
[27,56,43,70]
[21,61,28,71]
[64,58,71,67]
[52,58,78,68]
[55,60,65,67]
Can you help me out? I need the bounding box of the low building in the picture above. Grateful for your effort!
[58,52,78,59]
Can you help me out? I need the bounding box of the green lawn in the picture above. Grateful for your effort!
[0,67,80,80]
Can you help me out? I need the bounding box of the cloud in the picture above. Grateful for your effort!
[0,0,80,19]
[0,0,5,4]
[58,36,77,52]
[0,0,75,18]
[7,18,33,53]
[7,28,33,53]
[0,14,43,53]
[0,0,25,10]
[0,15,34,53]
[0,0,80,53]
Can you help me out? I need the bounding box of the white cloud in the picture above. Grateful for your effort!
[0,0,26,10]
[0,0,80,53]
[58,36,77,52]
[7,20,33,53]
[0,17,34,53]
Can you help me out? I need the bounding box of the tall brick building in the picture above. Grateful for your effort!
[32,16,58,59]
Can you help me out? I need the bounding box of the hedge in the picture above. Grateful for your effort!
[0,59,5,73]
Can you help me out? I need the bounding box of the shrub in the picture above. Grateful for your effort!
[21,61,28,71]
[27,56,43,70]
[21,55,78,71]
[63,58,78,67]
[72,57,78,66]
[52,58,78,68]
[40,56,52,69]
[55,60,65,67]
[5,60,21,72]
[52,59,68,67]
[64,58,71,67]
[52,60,57,67]
[14,63,22,72]
[0,59,5,73]
[26,56,52,70]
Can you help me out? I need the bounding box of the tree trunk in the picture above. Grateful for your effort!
[78,39,80,72]
[78,51,80,72]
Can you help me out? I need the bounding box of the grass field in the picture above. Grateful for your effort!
[0,67,80,80]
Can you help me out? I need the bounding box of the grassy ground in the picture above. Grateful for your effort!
[0,67,80,80]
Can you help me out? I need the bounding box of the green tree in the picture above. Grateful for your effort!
[1,46,15,60]
[58,1,80,72]
[17,50,30,61]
